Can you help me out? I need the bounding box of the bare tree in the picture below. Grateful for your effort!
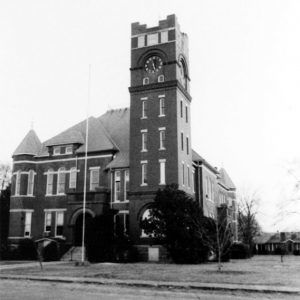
[0,163,11,192]
[237,190,261,254]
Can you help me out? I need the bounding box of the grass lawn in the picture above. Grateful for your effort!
[2,255,300,288]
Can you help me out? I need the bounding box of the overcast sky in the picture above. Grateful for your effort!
[1,0,300,232]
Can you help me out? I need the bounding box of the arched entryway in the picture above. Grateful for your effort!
[70,209,95,246]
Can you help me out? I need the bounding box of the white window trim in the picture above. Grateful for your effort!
[159,98,166,117]
[27,170,35,196]
[141,130,148,152]
[159,159,166,185]
[124,170,129,201]
[15,171,21,196]
[89,167,101,191]
[182,161,185,186]
[44,211,52,233]
[158,75,165,82]
[141,160,148,186]
[24,211,32,237]
[143,77,149,85]
[114,170,121,202]
[55,211,64,238]
[57,168,66,195]
[69,167,77,189]
[141,100,148,119]
[159,128,166,150]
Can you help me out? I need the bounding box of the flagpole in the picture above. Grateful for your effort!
[81,64,91,263]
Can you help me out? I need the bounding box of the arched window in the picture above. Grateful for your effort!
[15,170,21,196]
[158,75,164,82]
[141,208,152,237]
[143,77,149,85]
[69,167,77,189]
[57,167,66,194]
[46,169,54,195]
[27,170,35,196]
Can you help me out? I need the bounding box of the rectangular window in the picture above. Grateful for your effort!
[180,101,183,118]
[90,167,100,191]
[186,105,188,123]
[55,211,64,237]
[115,211,129,236]
[27,170,34,196]
[182,162,185,186]
[141,162,148,185]
[46,171,54,195]
[187,166,190,187]
[24,212,32,237]
[142,131,148,151]
[66,146,73,154]
[125,170,129,200]
[114,171,121,201]
[186,137,189,155]
[159,129,166,149]
[53,147,60,155]
[181,132,184,151]
[161,31,168,43]
[57,169,66,194]
[142,100,147,118]
[192,170,195,193]
[44,212,52,233]
[15,172,21,196]
[138,35,145,48]
[159,159,166,185]
[69,168,77,189]
[147,33,158,46]
[159,98,165,116]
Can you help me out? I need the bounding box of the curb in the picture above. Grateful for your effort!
[0,274,300,295]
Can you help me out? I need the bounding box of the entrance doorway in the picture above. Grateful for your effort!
[74,213,93,246]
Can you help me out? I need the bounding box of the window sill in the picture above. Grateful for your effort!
[112,200,129,204]
[158,114,165,117]
[141,117,147,120]
[141,150,148,153]
[159,183,166,186]
[11,195,35,198]
[55,236,66,240]
[140,183,148,187]
[159,148,166,151]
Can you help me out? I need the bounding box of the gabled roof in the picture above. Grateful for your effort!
[42,117,118,155]
[254,232,300,244]
[13,130,42,156]
[218,168,236,190]
[192,149,219,174]
[99,108,130,169]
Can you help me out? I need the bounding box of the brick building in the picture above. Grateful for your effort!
[8,15,237,260]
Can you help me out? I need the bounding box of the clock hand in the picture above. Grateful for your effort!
[152,61,155,70]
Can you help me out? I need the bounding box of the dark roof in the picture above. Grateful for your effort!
[13,130,42,156]
[254,232,275,244]
[42,116,118,155]
[192,149,219,174]
[218,168,236,190]
[100,108,130,169]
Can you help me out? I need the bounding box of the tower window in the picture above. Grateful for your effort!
[143,77,149,85]
[159,159,166,185]
[57,168,66,194]
[159,128,166,150]
[180,101,183,118]
[90,167,100,191]
[142,100,147,118]
[141,161,148,186]
[159,98,165,116]
[53,146,60,155]
[187,165,190,187]
[181,132,184,151]
[182,162,185,186]
[27,170,35,196]
[158,75,164,82]
[141,130,148,152]
[186,105,188,123]
[114,170,121,201]
[186,137,189,155]
[15,171,21,196]
[66,146,73,154]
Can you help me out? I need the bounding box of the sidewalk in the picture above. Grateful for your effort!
[0,264,300,296]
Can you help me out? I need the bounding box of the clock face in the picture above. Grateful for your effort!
[145,56,163,73]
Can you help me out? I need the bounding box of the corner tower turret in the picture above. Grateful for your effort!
[129,15,193,242]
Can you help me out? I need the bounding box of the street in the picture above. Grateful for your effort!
[0,279,295,300]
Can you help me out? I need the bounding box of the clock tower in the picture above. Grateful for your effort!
[128,15,193,244]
